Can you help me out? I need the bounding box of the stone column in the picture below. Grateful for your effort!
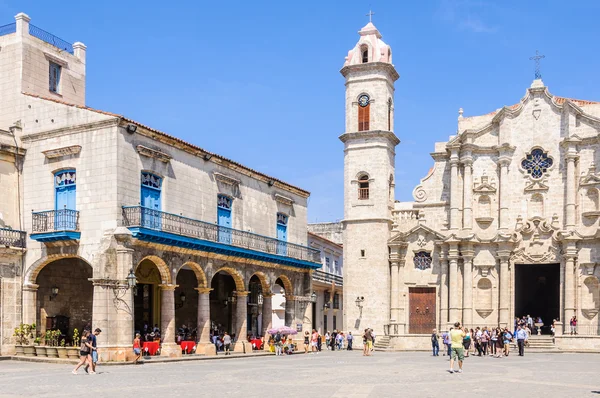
[439,251,449,329]
[159,284,180,357]
[285,295,295,327]
[195,287,215,355]
[565,154,578,229]
[497,158,511,231]
[15,12,30,38]
[234,291,249,353]
[390,259,400,323]
[461,245,474,327]
[261,293,273,350]
[462,156,473,230]
[22,284,38,326]
[449,151,460,230]
[563,244,577,323]
[448,242,460,324]
[497,248,511,328]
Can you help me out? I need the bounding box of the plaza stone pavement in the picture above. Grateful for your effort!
[1,352,600,397]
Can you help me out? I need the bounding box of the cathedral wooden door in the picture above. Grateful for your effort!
[409,287,436,334]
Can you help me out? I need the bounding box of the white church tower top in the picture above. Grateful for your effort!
[343,19,393,66]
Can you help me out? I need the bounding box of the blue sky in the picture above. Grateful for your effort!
[5,0,600,222]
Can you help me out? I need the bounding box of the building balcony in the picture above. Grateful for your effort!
[313,269,343,287]
[0,227,26,249]
[30,209,80,242]
[122,206,321,269]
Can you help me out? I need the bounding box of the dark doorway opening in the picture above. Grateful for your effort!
[515,263,560,334]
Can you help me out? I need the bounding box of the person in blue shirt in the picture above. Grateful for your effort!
[515,325,528,356]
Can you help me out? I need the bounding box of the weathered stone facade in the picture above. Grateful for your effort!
[0,13,320,358]
[341,22,600,350]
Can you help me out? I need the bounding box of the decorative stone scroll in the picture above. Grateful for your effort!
[42,145,81,159]
[213,172,241,186]
[136,145,171,163]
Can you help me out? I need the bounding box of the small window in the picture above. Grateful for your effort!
[361,46,368,63]
[333,293,340,309]
[360,249,366,257]
[325,257,331,272]
[414,251,432,270]
[217,194,232,210]
[334,260,340,275]
[49,62,61,93]
[358,175,369,200]
[277,212,288,225]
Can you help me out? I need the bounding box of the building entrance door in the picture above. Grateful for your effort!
[515,263,560,334]
[409,287,436,334]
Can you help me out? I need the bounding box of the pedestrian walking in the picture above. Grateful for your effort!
[330,330,337,351]
[84,328,101,374]
[72,330,92,374]
[431,329,440,356]
[311,329,319,353]
[449,322,465,374]
[347,332,353,350]
[462,327,471,357]
[362,328,373,356]
[480,327,489,356]
[502,328,512,357]
[132,333,142,364]
[515,325,528,356]
[223,332,232,355]
[304,331,310,353]
[317,332,322,351]
[336,332,344,350]
[325,331,331,350]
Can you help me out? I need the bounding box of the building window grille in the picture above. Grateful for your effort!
[358,175,369,200]
[49,62,61,93]
[414,251,432,270]
[141,172,162,190]
[521,148,553,179]
[217,194,232,210]
[277,212,288,225]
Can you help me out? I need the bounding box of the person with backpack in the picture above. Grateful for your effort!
[274,332,283,356]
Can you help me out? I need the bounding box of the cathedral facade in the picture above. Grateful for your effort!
[342,22,600,350]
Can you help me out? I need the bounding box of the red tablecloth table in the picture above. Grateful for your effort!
[250,339,263,350]
[142,341,160,355]
[179,341,195,354]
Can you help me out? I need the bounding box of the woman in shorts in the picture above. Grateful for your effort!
[133,333,142,364]
[311,329,319,353]
[303,331,310,353]
[72,330,92,374]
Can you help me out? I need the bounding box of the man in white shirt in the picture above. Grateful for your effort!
[515,325,528,356]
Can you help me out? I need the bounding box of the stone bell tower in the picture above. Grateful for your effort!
[340,20,399,335]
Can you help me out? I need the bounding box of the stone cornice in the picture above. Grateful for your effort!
[339,130,400,146]
[42,145,81,159]
[21,118,119,143]
[340,62,400,82]
[136,145,172,163]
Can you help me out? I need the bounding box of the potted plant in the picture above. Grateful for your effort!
[13,324,25,356]
[57,338,68,359]
[22,324,36,357]
[34,334,47,357]
[67,329,80,359]
[45,330,58,358]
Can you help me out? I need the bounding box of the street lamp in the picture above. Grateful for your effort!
[310,292,317,303]
[355,296,365,318]
[126,268,137,289]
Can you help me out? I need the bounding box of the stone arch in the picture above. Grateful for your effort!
[136,255,171,285]
[213,266,245,292]
[247,271,271,293]
[178,261,207,288]
[274,274,293,295]
[25,254,93,285]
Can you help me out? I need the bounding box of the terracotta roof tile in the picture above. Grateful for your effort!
[22,92,310,196]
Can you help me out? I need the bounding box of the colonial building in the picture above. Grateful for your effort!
[0,13,320,358]
[308,231,343,334]
[341,21,600,350]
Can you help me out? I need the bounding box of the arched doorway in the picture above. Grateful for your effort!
[36,257,93,343]
[134,257,168,338]
[209,271,238,338]
[272,277,291,329]
[174,265,200,342]
[248,275,264,338]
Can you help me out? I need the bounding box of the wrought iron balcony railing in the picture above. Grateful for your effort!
[313,269,343,286]
[32,209,80,233]
[29,24,73,54]
[122,206,321,264]
[0,23,16,37]
[0,228,26,248]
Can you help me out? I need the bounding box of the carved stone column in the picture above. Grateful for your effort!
[497,248,511,328]
[234,291,250,353]
[563,242,578,323]
[159,284,180,357]
[462,155,474,230]
[285,295,295,327]
[261,293,273,341]
[22,284,38,326]
[448,241,460,324]
[439,249,449,329]
[196,287,216,356]
[461,244,474,327]
[449,150,460,230]
[497,157,511,231]
[565,153,578,229]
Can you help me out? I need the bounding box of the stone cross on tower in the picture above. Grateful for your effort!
[366,9,375,22]
[529,50,545,80]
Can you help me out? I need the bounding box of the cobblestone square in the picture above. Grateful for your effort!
[1,351,600,397]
